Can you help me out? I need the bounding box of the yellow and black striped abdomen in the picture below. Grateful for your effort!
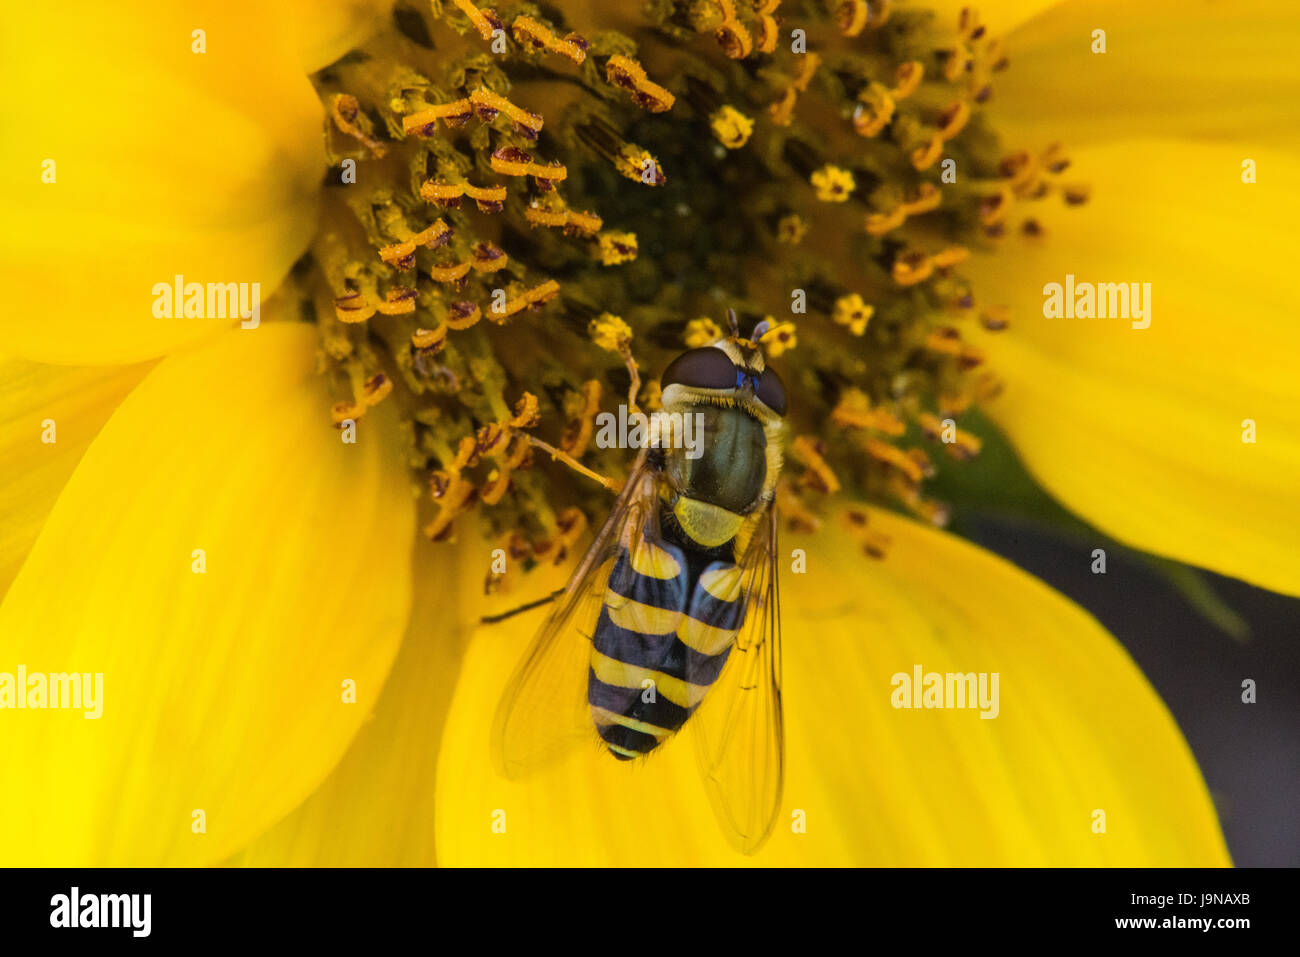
[588,529,747,760]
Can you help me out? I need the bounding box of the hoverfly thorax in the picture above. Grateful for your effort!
[656,322,787,550]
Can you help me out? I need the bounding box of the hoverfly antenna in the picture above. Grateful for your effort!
[726,307,740,337]
[751,318,771,342]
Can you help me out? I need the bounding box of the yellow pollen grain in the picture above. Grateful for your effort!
[685,318,722,347]
[710,106,754,149]
[811,165,855,202]
[776,213,808,244]
[596,231,639,266]
[833,293,873,335]
[589,313,633,351]
[759,319,796,357]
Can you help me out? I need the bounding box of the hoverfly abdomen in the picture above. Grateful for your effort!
[587,541,746,759]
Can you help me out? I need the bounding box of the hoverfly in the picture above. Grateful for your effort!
[492,310,787,853]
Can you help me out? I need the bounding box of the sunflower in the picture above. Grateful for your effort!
[3,0,1287,866]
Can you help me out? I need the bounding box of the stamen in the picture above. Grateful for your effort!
[604,55,676,113]
[489,146,568,184]
[378,220,452,270]
[866,183,943,237]
[493,280,561,321]
[524,200,603,235]
[511,15,589,64]
[450,0,502,42]
[330,94,388,158]
[911,133,944,170]
[890,61,924,100]
[918,413,982,460]
[411,326,448,350]
[402,99,475,136]
[852,83,895,138]
[561,380,603,458]
[938,101,971,140]
[446,301,482,330]
[469,88,543,137]
[791,436,842,495]
[831,390,905,435]
[768,53,819,126]
[892,251,934,286]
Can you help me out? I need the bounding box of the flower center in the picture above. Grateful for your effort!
[287,1,1083,570]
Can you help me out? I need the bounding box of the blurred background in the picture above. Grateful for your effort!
[935,413,1300,867]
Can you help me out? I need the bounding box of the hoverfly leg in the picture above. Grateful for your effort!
[480,587,567,625]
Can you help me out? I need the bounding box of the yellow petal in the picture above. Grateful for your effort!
[1,2,323,365]
[290,0,392,73]
[993,0,1300,148]
[0,323,415,865]
[973,139,1300,597]
[0,357,152,600]
[435,507,1227,865]
[228,535,482,866]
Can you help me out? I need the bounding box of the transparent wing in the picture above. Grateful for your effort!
[689,503,784,854]
[491,448,660,778]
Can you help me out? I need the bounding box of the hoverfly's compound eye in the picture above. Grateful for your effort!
[754,368,787,416]
[661,347,740,391]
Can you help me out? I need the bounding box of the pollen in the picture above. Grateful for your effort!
[776,214,808,244]
[589,313,633,352]
[710,106,755,149]
[811,165,855,203]
[685,318,723,347]
[832,295,874,335]
[759,320,797,357]
[596,232,639,266]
